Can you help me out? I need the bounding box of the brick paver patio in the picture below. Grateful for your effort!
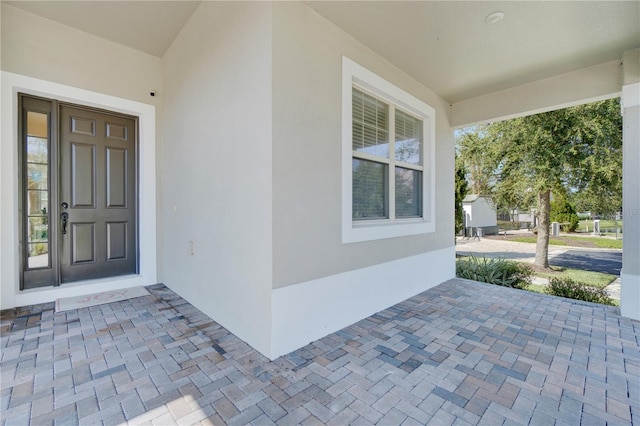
[1,279,639,425]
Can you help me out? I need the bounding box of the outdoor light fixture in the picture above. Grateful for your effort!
[484,11,505,25]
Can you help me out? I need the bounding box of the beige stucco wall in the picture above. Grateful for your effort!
[271,2,455,289]
[160,2,273,355]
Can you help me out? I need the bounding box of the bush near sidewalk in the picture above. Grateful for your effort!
[456,255,533,290]
[545,277,615,306]
[457,256,617,306]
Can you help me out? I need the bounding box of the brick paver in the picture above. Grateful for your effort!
[1,279,639,425]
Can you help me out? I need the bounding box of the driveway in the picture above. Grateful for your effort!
[550,250,622,275]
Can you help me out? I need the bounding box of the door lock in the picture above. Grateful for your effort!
[61,202,68,210]
[61,212,69,235]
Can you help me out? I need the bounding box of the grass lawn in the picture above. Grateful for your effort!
[530,265,616,288]
[510,236,567,246]
[526,283,546,294]
[569,236,623,249]
[578,219,622,232]
[491,234,623,249]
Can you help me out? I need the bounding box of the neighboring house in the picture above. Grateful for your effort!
[463,195,498,236]
[1,2,639,359]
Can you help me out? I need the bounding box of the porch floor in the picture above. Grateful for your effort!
[1,279,638,425]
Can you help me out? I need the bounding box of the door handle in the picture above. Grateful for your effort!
[61,212,69,235]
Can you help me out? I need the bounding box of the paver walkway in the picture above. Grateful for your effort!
[2,280,639,425]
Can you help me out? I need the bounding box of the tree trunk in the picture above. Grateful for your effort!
[535,189,551,268]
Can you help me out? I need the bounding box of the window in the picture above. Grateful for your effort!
[342,57,435,243]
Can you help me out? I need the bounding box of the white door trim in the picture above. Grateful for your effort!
[1,71,157,309]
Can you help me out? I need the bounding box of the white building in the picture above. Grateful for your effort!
[463,195,498,235]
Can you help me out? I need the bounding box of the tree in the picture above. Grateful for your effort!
[454,154,468,235]
[565,99,623,217]
[456,127,496,195]
[456,98,622,268]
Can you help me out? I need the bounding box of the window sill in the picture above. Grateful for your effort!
[343,219,435,243]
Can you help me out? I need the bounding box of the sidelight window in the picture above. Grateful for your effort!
[25,110,51,269]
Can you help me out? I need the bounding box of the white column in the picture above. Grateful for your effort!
[620,49,640,320]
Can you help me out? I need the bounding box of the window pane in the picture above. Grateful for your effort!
[352,88,389,158]
[28,244,49,269]
[395,167,422,218]
[28,217,48,243]
[27,137,48,164]
[27,190,48,216]
[27,164,48,190]
[353,159,387,219]
[27,111,48,138]
[395,110,422,164]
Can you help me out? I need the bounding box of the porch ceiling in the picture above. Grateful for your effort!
[307,1,640,103]
[5,1,638,104]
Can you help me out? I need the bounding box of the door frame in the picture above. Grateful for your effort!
[1,72,157,309]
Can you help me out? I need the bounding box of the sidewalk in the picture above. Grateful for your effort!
[455,234,570,264]
[455,232,621,299]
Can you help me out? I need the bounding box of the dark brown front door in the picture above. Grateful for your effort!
[20,96,138,289]
[59,105,137,283]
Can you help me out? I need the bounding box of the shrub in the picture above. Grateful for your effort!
[544,277,615,305]
[551,197,580,232]
[456,255,533,290]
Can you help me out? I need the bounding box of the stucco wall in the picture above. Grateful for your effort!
[0,4,162,106]
[160,2,273,355]
[271,2,455,290]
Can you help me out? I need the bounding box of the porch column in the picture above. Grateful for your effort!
[621,48,640,321]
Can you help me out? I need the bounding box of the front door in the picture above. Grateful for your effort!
[20,95,138,289]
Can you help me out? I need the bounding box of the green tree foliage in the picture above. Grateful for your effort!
[456,127,496,195]
[456,98,622,268]
[454,154,468,234]
[550,195,579,232]
[567,99,623,217]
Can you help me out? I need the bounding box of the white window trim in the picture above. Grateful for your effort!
[342,56,436,243]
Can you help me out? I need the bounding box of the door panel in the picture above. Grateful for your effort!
[71,223,96,264]
[106,222,127,260]
[70,142,96,207]
[106,147,127,207]
[71,116,96,136]
[59,105,137,284]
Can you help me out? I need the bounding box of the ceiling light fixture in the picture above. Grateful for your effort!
[485,11,505,25]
